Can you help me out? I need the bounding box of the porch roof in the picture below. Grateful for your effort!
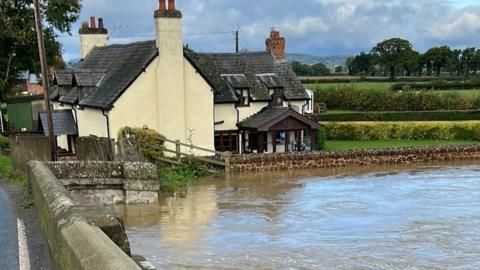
[238,106,322,132]
[39,110,78,136]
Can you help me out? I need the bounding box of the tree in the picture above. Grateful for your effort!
[291,61,330,76]
[460,48,476,77]
[346,52,374,76]
[371,38,415,80]
[424,46,453,77]
[334,66,344,74]
[0,0,81,100]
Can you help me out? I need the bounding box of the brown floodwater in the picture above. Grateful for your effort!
[114,161,480,269]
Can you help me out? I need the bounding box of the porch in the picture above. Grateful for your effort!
[237,107,322,154]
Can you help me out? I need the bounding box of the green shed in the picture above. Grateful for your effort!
[6,95,45,132]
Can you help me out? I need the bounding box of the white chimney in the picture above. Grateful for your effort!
[79,16,108,59]
[154,0,187,142]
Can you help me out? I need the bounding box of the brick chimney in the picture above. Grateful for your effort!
[266,30,286,63]
[79,16,108,59]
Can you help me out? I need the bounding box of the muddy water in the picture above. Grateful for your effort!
[115,161,480,269]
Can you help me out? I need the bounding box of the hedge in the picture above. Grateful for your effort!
[390,80,480,91]
[315,87,479,111]
[119,127,166,161]
[301,76,464,84]
[0,135,8,150]
[312,110,480,122]
[324,121,480,141]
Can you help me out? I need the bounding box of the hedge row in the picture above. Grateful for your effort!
[324,121,480,141]
[391,80,480,91]
[301,76,463,84]
[312,110,480,122]
[315,88,480,111]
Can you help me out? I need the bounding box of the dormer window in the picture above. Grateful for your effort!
[270,88,284,107]
[235,88,250,107]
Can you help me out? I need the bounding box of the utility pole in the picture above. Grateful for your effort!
[33,0,57,161]
[235,26,239,53]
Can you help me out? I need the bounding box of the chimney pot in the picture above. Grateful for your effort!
[90,16,96,28]
[98,18,104,29]
[168,0,176,10]
[81,22,88,31]
[159,0,166,11]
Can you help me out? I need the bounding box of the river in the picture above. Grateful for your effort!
[114,161,480,269]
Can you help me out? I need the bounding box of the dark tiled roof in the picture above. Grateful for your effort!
[238,106,322,131]
[54,70,73,86]
[238,106,289,129]
[39,110,78,136]
[185,51,308,103]
[54,40,158,109]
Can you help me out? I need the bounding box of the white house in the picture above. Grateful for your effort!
[50,0,319,155]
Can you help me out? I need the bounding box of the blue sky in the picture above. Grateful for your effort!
[58,0,480,61]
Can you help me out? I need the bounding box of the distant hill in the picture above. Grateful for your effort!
[286,53,350,67]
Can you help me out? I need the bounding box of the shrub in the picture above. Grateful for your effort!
[324,121,480,141]
[314,87,475,111]
[390,79,480,91]
[119,127,166,161]
[158,159,212,195]
[0,135,9,150]
[313,110,480,122]
[316,128,326,150]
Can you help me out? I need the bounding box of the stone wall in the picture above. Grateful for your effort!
[27,161,150,270]
[9,134,50,171]
[233,144,480,172]
[45,161,160,204]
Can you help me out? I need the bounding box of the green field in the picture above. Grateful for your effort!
[324,140,478,152]
[304,82,480,98]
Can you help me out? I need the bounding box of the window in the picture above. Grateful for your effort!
[214,131,239,153]
[235,88,250,107]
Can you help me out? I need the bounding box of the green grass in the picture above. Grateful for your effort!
[0,155,27,188]
[305,82,480,99]
[324,140,478,152]
[305,82,396,92]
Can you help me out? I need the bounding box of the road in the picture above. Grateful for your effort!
[0,185,19,269]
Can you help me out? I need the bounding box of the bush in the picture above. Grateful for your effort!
[316,128,326,150]
[390,79,480,91]
[0,135,8,150]
[158,159,212,195]
[119,127,166,161]
[314,87,476,111]
[324,121,480,141]
[313,110,480,122]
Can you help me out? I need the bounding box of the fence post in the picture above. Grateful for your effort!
[224,151,231,174]
[175,140,181,163]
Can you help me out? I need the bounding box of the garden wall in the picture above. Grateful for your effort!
[233,145,480,172]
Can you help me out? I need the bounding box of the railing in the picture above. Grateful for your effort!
[154,137,232,173]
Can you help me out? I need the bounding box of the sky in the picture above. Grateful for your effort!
[58,0,480,61]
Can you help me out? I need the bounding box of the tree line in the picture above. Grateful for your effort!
[347,38,480,80]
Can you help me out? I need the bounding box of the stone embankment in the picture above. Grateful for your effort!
[27,161,157,270]
[233,144,480,172]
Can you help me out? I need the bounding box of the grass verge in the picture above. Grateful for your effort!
[324,140,478,152]
[0,155,27,189]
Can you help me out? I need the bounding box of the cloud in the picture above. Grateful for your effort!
[427,11,480,40]
[58,0,480,61]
